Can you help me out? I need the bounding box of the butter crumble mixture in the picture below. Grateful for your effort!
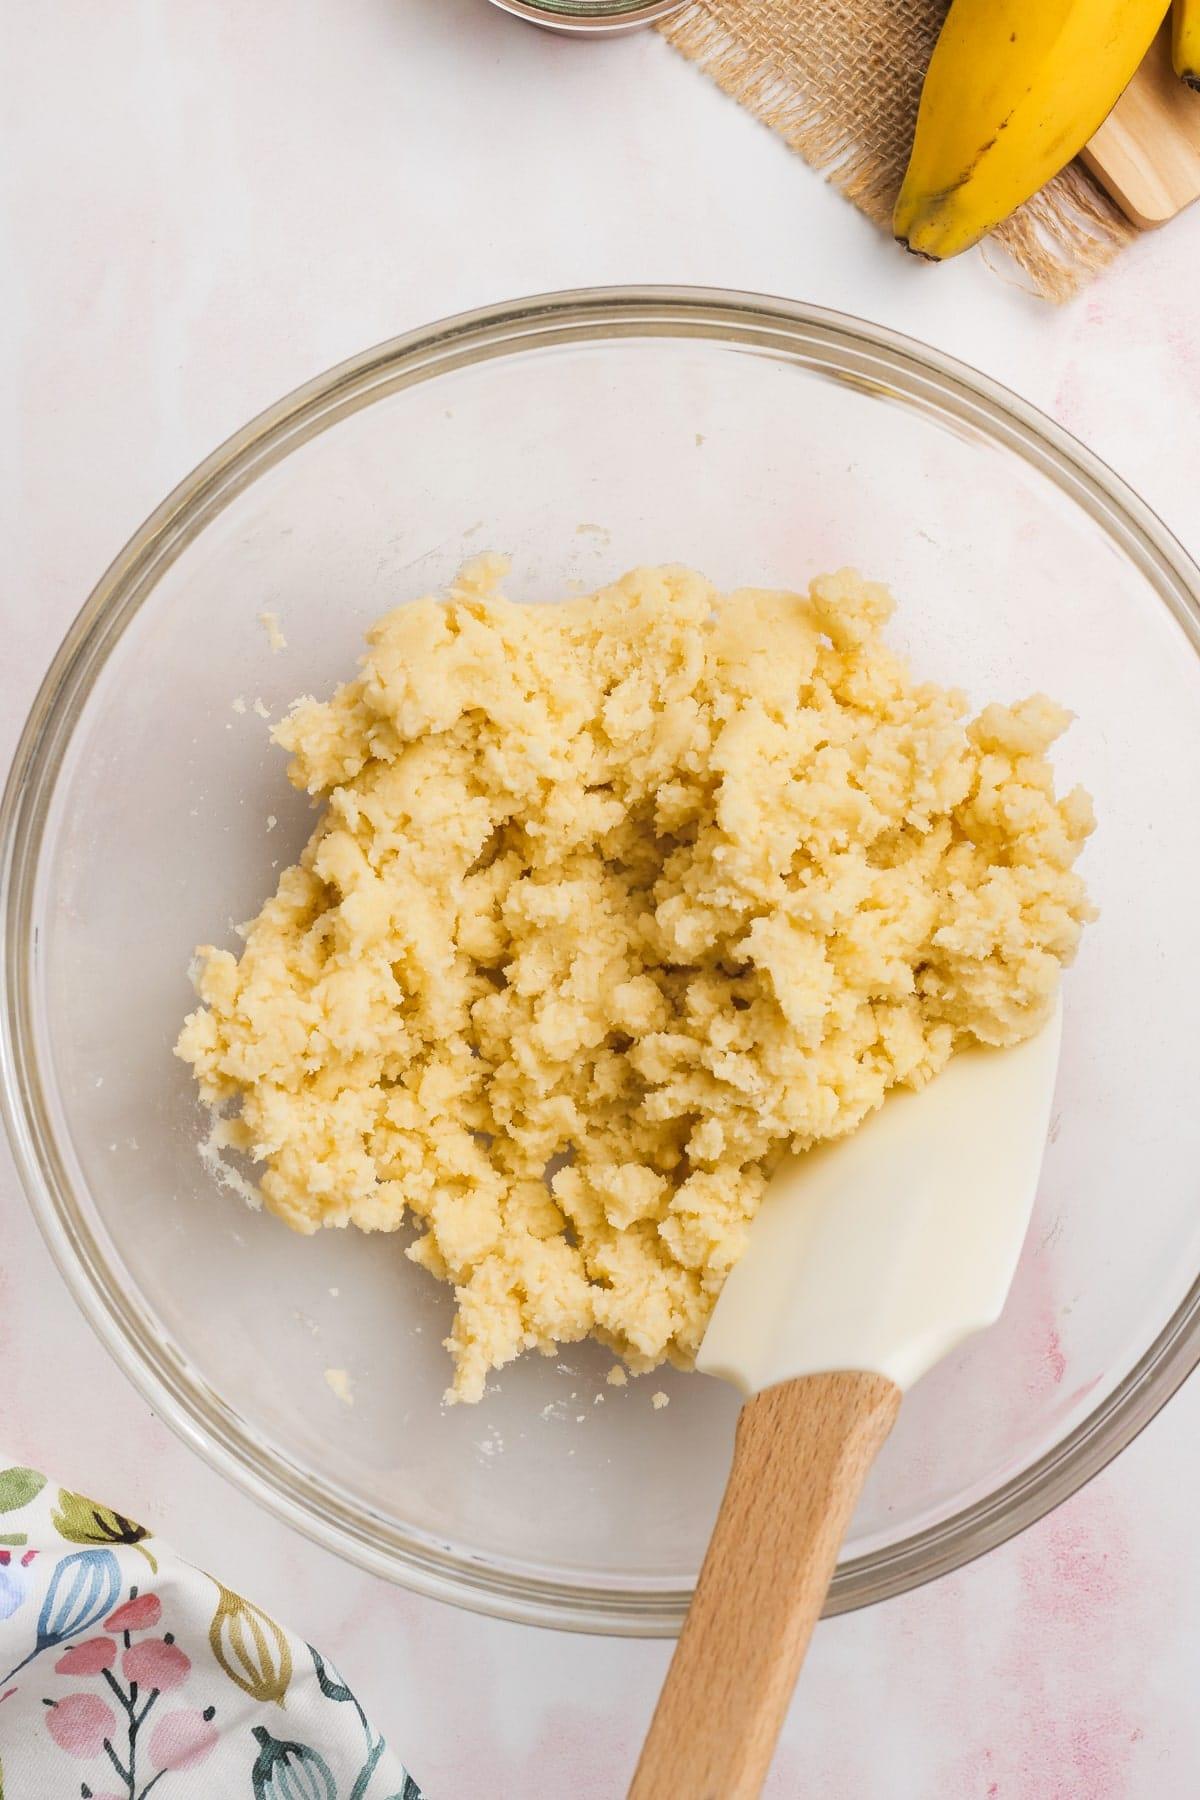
[177,559,1094,1401]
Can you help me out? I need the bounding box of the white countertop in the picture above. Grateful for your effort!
[4,4,1200,1794]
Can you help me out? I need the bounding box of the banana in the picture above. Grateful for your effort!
[894,0,1168,261]
[1173,0,1200,87]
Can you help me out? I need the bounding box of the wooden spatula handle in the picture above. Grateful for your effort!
[629,1370,901,1800]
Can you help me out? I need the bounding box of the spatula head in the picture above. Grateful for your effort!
[696,1004,1063,1399]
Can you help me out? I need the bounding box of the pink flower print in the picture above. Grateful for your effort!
[122,1635,190,1693]
[148,1705,219,1771]
[45,1690,117,1756]
[105,1591,162,1633]
[55,1635,117,1675]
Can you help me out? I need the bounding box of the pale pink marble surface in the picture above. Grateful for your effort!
[3,4,1200,1795]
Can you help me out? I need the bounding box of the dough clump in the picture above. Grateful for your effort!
[177,560,1095,1401]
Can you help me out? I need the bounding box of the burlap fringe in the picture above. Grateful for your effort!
[990,164,1139,301]
[658,1,1139,301]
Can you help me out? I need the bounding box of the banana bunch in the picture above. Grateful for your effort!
[1174,0,1200,88]
[895,0,1169,260]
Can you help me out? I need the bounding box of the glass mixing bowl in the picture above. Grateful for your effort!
[3,289,1200,1635]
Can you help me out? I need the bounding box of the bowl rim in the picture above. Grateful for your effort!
[3,283,1200,1636]
[486,0,688,33]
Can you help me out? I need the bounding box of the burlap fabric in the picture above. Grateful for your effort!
[658,0,1137,299]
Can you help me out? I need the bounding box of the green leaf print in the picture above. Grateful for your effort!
[309,1642,355,1705]
[51,1489,157,1569]
[0,1468,45,1514]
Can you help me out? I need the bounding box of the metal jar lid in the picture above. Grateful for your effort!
[487,0,688,35]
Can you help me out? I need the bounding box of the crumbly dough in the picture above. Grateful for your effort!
[323,1368,354,1407]
[177,559,1095,1402]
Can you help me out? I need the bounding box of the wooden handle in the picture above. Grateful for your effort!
[629,1371,901,1800]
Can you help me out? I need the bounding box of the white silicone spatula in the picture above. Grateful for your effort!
[629,1004,1063,1800]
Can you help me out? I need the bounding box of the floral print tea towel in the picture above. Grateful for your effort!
[0,1461,423,1799]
